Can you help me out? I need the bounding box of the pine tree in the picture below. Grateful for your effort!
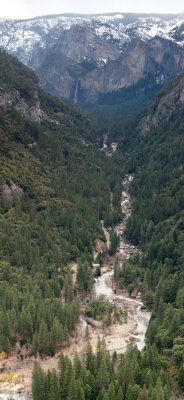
[50,318,64,351]
[133,360,142,385]
[38,319,50,355]
[60,359,73,399]
[58,354,68,388]
[126,383,140,400]
[48,370,60,400]
[76,380,85,400]
[20,309,33,340]
[117,386,123,400]
[85,340,93,370]
[67,376,77,400]
[142,385,149,400]
[108,382,116,400]
[146,320,157,345]
[32,331,39,355]
[97,356,110,389]
[32,362,45,400]
[164,383,171,400]
[97,388,107,400]
[63,325,70,347]
[96,336,104,369]
[74,354,82,379]
[84,383,92,400]
[155,378,165,400]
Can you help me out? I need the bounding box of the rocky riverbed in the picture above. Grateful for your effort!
[61,175,151,357]
[0,175,151,399]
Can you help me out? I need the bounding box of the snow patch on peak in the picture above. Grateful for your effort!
[0,13,184,66]
[93,14,124,23]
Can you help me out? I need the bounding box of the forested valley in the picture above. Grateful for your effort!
[0,50,184,399]
[0,51,122,355]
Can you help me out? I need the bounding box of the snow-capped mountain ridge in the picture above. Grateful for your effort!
[1,13,184,108]
[1,13,184,65]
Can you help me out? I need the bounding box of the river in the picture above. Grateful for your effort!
[0,175,151,399]
[0,393,28,400]
[77,174,151,355]
[94,270,151,352]
[97,174,151,351]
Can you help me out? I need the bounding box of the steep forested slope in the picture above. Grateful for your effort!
[113,76,184,392]
[31,73,184,400]
[0,51,122,354]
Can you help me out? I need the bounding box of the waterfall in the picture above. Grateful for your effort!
[74,80,79,104]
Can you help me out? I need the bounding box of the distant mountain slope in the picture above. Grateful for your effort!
[1,13,184,113]
[1,13,183,66]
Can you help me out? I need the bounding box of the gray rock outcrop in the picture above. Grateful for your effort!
[140,74,184,133]
[0,88,47,124]
[0,183,24,207]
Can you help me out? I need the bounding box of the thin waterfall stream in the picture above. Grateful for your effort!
[74,80,79,104]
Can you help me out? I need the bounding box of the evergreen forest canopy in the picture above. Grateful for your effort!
[0,51,122,355]
[0,50,184,398]
[111,94,184,393]
[32,339,171,400]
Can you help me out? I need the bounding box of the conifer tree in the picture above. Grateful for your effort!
[108,382,116,400]
[32,362,45,400]
[38,320,49,355]
[61,359,74,399]
[76,379,85,400]
[32,330,39,355]
[117,386,123,400]
[48,370,60,400]
[97,356,110,389]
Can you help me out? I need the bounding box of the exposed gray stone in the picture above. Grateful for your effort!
[0,88,47,124]
[140,74,184,133]
[0,183,24,207]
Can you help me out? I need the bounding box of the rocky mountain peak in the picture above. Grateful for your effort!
[1,13,184,110]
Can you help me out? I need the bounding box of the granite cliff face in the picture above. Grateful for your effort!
[53,25,120,65]
[140,74,184,133]
[0,88,47,123]
[1,13,184,108]
[38,34,184,105]
[79,37,184,102]
[37,24,120,101]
